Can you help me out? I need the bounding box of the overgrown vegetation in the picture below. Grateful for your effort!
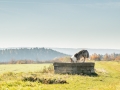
[90,53,120,61]
[40,65,54,73]
[53,56,71,62]
[22,76,67,84]
[0,62,120,90]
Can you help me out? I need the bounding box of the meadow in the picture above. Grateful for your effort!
[0,61,120,90]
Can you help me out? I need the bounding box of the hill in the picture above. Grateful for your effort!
[52,48,120,55]
[0,48,68,62]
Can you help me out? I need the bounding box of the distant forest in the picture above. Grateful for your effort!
[0,48,68,63]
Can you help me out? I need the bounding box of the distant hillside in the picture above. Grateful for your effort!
[52,48,120,55]
[0,48,68,62]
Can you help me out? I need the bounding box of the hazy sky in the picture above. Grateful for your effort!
[0,0,120,49]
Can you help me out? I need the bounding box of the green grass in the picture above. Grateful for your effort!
[0,64,51,73]
[0,61,120,90]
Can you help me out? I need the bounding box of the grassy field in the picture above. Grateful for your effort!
[0,64,51,73]
[0,61,120,90]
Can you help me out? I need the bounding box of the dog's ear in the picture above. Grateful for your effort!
[74,53,78,58]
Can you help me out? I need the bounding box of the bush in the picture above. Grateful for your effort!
[115,56,120,61]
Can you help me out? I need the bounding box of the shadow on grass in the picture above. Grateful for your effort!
[84,72,98,77]
[60,72,98,77]
[78,72,98,77]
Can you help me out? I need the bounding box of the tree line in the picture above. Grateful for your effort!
[90,53,120,61]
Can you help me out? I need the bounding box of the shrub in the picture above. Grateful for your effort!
[40,65,54,73]
[22,76,67,84]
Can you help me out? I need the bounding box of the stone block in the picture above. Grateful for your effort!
[53,62,95,75]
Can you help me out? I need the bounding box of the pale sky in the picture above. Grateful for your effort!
[0,0,120,49]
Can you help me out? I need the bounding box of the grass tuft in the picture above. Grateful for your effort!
[39,64,54,73]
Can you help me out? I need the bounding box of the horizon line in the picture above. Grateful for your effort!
[0,47,120,50]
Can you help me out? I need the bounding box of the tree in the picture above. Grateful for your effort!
[109,53,115,60]
[115,54,120,61]
[90,53,101,61]
[103,53,110,60]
